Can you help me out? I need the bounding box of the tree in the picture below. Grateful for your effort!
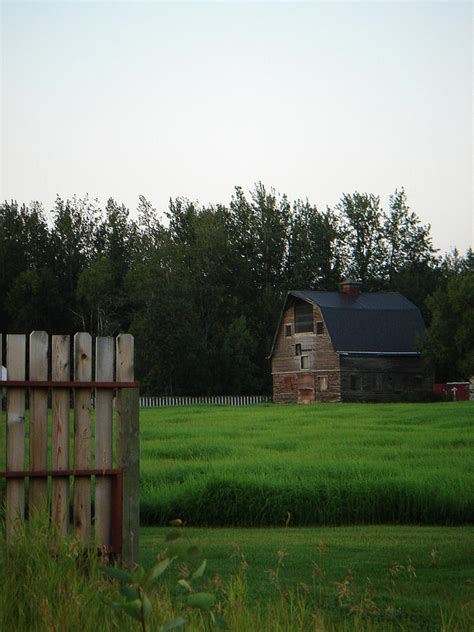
[421,258,474,381]
[334,192,386,284]
[220,316,261,394]
[127,235,204,395]
[0,200,52,331]
[286,200,341,290]
[137,195,166,256]
[227,184,291,388]
[76,258,121,335]
[0,184,452,396]
[50,195,102,330]
[383,188,435,283]
[6,267,64,332]
[100,197,138,279]
[389,262,442,324]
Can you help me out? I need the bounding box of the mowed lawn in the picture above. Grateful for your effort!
[140,402,473,526]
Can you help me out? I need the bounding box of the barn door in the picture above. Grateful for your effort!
[297,374,315,404]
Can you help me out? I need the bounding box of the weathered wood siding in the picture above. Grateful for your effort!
[272,299,341,403]
[340,355,433,403]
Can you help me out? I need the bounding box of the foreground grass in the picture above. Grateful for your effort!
[140,402,473,526]
[1,517,472,631]
[141,525,474,631]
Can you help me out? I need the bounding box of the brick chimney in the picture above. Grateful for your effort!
[339,279,362,297]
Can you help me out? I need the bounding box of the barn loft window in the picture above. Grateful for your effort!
[295,344,302,356]
[350,375,361,390]
[285,324,292,337]
[294,302,313,333]
[318,376,328,391]
[300,355,309,369]
[316,321,324,335]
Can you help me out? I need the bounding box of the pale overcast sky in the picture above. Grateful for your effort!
[1,1,472,254]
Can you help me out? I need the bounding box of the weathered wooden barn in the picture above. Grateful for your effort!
[269,280,432,403]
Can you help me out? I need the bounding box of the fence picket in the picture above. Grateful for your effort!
[0,335,2,472]
[29,331,49,513]
[116,334,139,566]
[137,394,272,408]
[73,333,92,545]
[52,335,70,534]
[6,334,26,540]
[95,336,114,548]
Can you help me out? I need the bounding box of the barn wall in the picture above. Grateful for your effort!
[340,355,433,403]
[272,300,341,403]
[272,371,341,403]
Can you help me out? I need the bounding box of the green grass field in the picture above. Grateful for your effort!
[1,402,473,630]
[1,402,471,526]
[140,525,473,631]
[140,402,473,526]
[3,516,472,631]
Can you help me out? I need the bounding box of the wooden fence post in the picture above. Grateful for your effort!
[52,335,70,534]
[0,334,2,473]
[116,334,139,566]
[95,336,114,548]
[29,331,49,513]
[6,334,26,540]
[74,332,92,545]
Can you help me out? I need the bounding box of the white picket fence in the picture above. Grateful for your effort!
[139,395,272,407]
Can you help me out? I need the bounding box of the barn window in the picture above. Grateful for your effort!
[294,302,313,333]
[318,376,328,391]
[350,374,361,390]
[295,344,302,356]
[301,355,309,369]
[285,324,292,337]
[316,321,324,335]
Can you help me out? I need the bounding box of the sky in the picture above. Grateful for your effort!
[1,1,472,254]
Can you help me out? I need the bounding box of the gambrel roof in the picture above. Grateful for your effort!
[269,290,426,358]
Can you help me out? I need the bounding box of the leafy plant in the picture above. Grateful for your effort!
[100,530,227,631]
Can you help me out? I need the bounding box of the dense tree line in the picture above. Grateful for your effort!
[0,184,472,392]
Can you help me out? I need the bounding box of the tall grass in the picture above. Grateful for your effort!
[139,402,473,526]
[1,402,472,526]
[1,516,471,631]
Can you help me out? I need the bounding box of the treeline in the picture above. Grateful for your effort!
[0,184,472,392]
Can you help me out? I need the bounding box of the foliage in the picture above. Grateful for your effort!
[383,188,435,282]
[100,530,227,631]
[421,261,474,381]
[335,192,386,283]
[0,513,471,631]
[0,185,470,387]
[0,512,116,631]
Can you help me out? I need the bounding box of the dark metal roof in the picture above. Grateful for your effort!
[290,290,418,311]
[268,290,426,357]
